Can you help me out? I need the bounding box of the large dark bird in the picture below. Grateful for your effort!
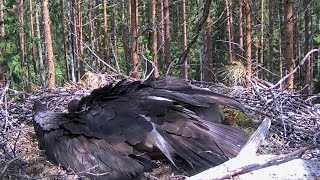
[33,76,248,180]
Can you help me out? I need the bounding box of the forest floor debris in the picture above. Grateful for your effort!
[0,75,320,179]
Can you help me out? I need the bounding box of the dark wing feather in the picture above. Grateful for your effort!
[33,76,248,179]
[33,101,155,180]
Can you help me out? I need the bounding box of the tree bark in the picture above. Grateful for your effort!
[304,0,311,94]
[151,0,159,78]
[244,0,252,78]
[203,14,213,82]
[0,0,4,86]
[103,0,110,73]
[71,0,78,81]
[29,0,37,74]
[164,0,171,69]
[284,0,294,90]
[239,0,244,57]
[95,0,103,70]
[260,0,265,79]
[111,0,120,74]
[17,0,26,89]
[121,1,130,75]
[67,1,75,82]
[131,0,139,78]
[41,0,56,88]
[278,0,283,79]
[0,0,4,39]
[87,0,94,65]
[60,0,69,81]
[182,0,188,80]
[77,0,84,78]
[268,0,274,82]
[225,0,234,63]
[35,1,45,87]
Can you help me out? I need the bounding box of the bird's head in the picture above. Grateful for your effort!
[33,100,48,113]
[68,99,80,113]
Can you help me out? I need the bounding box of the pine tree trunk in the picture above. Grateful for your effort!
[77,0,84,78]
[225,0,234,63]
[304,0,311,94]
[0,0,4,86]
[268,0,274,82]
[103,0,110,73]
[111,0,120,74]
[29,0,37,74]
[60,0,69,81]
[35,1,45,87]
[260,0,265,79]
[41,0,56,88]
[164,0,171,69]
[151,0,159,78]
[0,0,4,39]
[239,0,244,57]
[244,0,252,78]
[158,0,165,70]
[95,0,103,70]
[278,0,283,79]
[284,0,294,90]
[17,0,26,89]
[87,0,94,65]
[182,0,188,80]
[203,14,213,82]
[71,0,78,81]
[67,1,75,82]
[131,0,139,78]
[121,1,130,75]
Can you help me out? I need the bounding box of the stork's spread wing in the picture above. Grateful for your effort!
[33,76,248,179]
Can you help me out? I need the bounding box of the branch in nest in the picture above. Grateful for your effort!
[187,117,319,180]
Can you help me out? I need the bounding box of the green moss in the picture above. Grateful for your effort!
[223,107,256,135]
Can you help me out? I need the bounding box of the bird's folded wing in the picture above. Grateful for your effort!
[42,129,151,180]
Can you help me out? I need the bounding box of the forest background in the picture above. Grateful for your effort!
[0,0,320,95]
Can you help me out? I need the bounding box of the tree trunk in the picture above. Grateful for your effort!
[158,0,165,70]
[77,0,84,78]
[67,1,75,82]
[182,0,188,80]
[17,0,26,89]
[87,0,94,65]
[203,14,213,82]
[131,0,139,78]
[278,0,283,80]
[304,0,311,94]
[164,0,171,69]
[268,0,274,82]
[244,0,252,78]
[0,0,4,86]
[284,0,294,90]
[71,0,78,81]
[239,0,244,57]
[95,0,103,70]
[103,0,110,73]
[29,0,37,74]
[260,0,265,79]
[176,2,180,45]
[0,0,4,39]
[225,0,234,63]
[41,0,56,88]
[151,0,159,78]
[121,1,130,75]
[60,0,69,81]
[111,0,120,74]
[35,1,45,87]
